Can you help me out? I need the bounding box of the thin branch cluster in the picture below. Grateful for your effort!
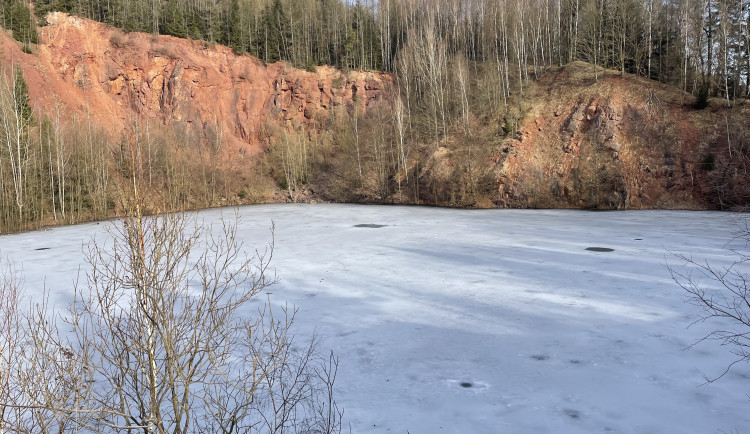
[670,219,750,382]
[0,212,343,433]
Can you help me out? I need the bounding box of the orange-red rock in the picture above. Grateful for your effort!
[2,12,389,156]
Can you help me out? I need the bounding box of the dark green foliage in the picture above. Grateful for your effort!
[502,123,513,135]
[341,27,359,70]
[694,86,709,110]
[187,11,206,40]
[257,0,289,63]
[702,153,715,171]
[227,0,244,54]
[161,0,186,38]
[34,0,74,19]
[13,65,33,124]
[4,0,38,44]
[305,59,317,73]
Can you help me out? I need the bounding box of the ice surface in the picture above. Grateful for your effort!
[1,205,748,433]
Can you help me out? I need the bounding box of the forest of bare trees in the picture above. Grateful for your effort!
[0,61,256,234]
[10,0,746,99]
[0,152,345,432]
[0,0,748,234]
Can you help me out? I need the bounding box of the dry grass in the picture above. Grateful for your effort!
[109,30,128,48]
[151,44,177,58]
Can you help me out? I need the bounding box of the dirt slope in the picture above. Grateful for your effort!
[1,14,747,211]
[489,62,750,209]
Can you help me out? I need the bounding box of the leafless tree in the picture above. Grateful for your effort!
[57,203,343,433]
[0,263,23,434]
[0,262,91,434]
[1,149,344,432]
[0,65,34,224]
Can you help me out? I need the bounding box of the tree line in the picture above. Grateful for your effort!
[7,0,742,99]
[1,0,748,233]
[0,141,345,433]
[0,61,263,234]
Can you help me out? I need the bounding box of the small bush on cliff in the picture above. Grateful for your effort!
[152,44,177,58]
[109,30,128,48]
[306,59,318,73]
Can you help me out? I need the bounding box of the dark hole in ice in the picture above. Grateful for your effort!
[354,224,387,228]
[531,354,549,361]
[585,247,614,252]
[460,382,473,388]
[564,409,580,419]
[34,247,50,251]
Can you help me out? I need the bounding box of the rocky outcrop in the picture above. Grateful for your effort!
[2,12,388,155]
[492,62,749,209]
[2,18,746,211]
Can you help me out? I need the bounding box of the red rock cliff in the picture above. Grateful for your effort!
[2,12,388,154]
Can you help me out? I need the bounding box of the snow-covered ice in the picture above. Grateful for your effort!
[1,205,748,433]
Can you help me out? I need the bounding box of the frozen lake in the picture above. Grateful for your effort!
[1,205,748,433]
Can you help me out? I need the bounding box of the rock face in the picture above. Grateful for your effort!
[4,12,388,155]
[2,17,746,211]
[491,62,750,209]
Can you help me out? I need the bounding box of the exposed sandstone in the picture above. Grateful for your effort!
[3,12,388,156]
[491,62,749,209]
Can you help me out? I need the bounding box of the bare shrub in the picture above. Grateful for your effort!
[109,30,128,48]
[0,263,93,433]
[0,263,23,432]
[0,210,343,432]
[151,45,176,58]
[669,217,750,382]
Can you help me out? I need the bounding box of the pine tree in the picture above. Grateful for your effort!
[260,0,289,63]
[162,0,187,38]
[187,11,205,40]
[10,0,38,45]
[13,65,33,124]
[227,0,245,53]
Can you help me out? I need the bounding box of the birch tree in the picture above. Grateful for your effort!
[0,66,33,224]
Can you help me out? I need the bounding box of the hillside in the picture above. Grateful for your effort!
[489,62,750,210]
[0,13,748,233]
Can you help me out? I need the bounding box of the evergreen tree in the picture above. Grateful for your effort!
[12,65,32,125]
[9,0,38,45]
[259,0,289,63]
[227,0,245,54]
[162,0,186,38]
[187,11,206,40]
